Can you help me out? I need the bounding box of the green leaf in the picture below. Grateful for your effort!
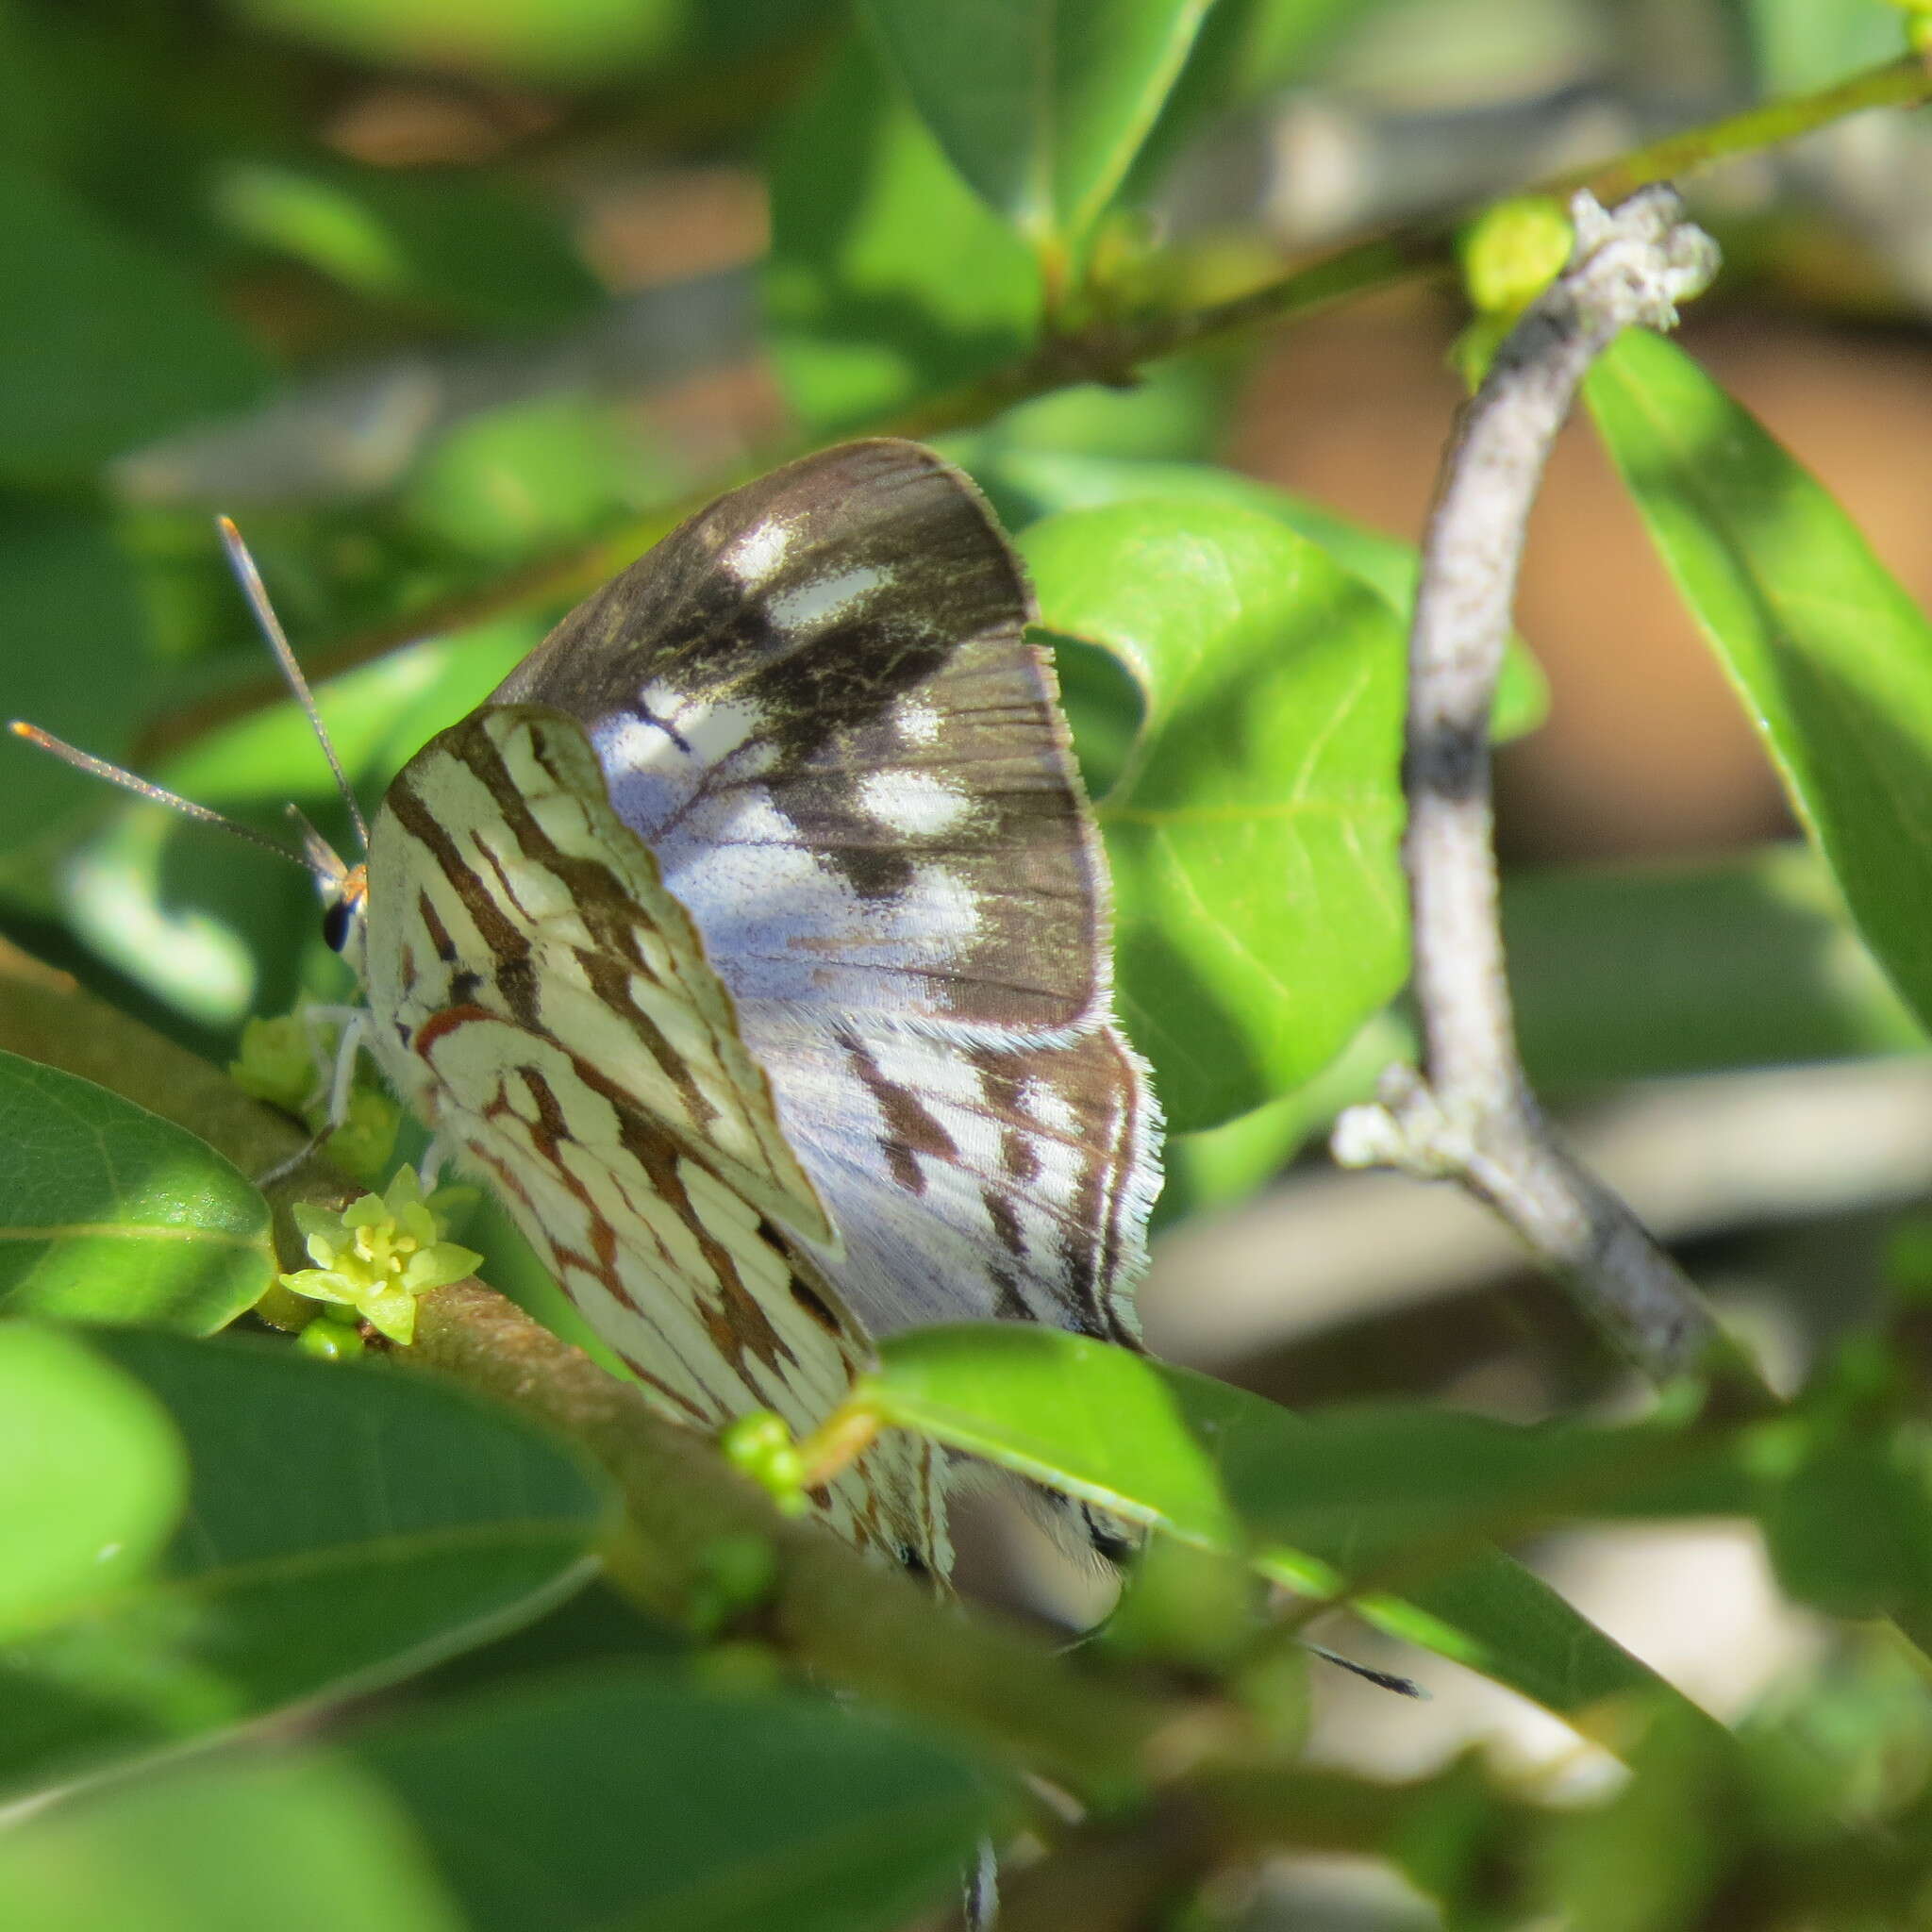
[1587,330,1932,1041]
[0,1052,274,1331]
[1024,499,1407,1131]
[56,623,541,1028]
[212,162,603,333]
[0,1327,608,1797]
[866,1324,1729,1735]
[228,0,686,82]
[1757,1424,1932,1621]
[858,0,1216,269]
[0,506,154,860]
[0,1750,464,1932]
[0,160,271,485]
[0,1324,186,1641]
[1507,844,1924,1089]
[977,446,1547,740]
[764,33,1041,430]
[1153,1008,1409,1228]
[354,1669,1002,1932]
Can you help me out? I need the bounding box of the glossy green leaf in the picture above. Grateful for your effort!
[0,1327,607,1797]
[866,1325,1729,1732]
[859,0,1215,266]
[1024,499,1407,1131]
[0,1053,274,1331]
[979,446,1548,739]
[0,1750,463,1932]
[1588,330,1932,1039]
[0,1324,186,1641]
[0,160,271,485]
[764,34,1040,430]
[355,1669,1001,1932]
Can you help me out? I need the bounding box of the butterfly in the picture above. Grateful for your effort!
[21,439,1161,1577]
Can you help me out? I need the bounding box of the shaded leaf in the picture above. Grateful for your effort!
[0,1327,607,1797]
[0,159,271,485]
[213,161,603,333]
[0,1324,186,1641]
[859,0,1216,268]
[0,1750,463,1932]
[764,33,1040,430]
[0,505,154,859]
[866,1324,1732,1734]
[355,1668,1002,1932]
[0,1052,274,1331]
[1024,498,1407,1131]
[1757,1424,1932,1621]
[1588,330,1932,1040]
[56,623,541,1028]
[1507,844,1924,1090]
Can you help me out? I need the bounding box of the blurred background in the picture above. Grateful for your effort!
[5,4,1932,1923]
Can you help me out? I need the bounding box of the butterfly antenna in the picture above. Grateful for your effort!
[217,516,371,854]
[7,722,312,872]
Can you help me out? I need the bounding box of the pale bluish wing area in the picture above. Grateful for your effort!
[491,439,1112,1040]
[763,1019,1158,1349]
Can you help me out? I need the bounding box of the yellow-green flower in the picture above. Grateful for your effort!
[280,1168,482,1345]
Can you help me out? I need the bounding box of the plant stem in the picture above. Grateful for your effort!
[1330,189,1749,1388]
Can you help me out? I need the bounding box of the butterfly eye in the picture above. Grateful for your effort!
[321,897,355,953]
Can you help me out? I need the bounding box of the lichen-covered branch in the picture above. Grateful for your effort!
[1331,189,1740,1385]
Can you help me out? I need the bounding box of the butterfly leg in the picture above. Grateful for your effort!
[253,1004,373,1188]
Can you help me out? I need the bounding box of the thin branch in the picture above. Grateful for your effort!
[132,52,1932,765]
[1330,188,1745,1388]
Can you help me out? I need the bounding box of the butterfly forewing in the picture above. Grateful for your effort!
[361,438,1158,1573]
[492,439,1111,1037]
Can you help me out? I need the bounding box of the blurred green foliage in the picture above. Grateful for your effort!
[5,1,1932,1927]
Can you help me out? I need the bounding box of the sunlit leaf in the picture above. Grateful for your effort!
[0,1053,274,1332]
[764,33,1040,429]
[859,0,1216,270]
[1588,330,1932,1040]
[0,1324,186,1642]
[982,447,1547,740]
[1024,498,1407,1131]
[0,1750,463,1932]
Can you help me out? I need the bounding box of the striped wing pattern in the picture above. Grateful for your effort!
[362,439,1158,1569]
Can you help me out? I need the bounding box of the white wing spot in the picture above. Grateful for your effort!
[1019,1077,1080,1134]
[897,699,942,745]
[596,694,767,772]
[858,769,975,838]
[769,564,890,633]
[724,517,794,584]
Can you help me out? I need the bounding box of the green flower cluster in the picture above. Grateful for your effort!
[280,1168,482,1345]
